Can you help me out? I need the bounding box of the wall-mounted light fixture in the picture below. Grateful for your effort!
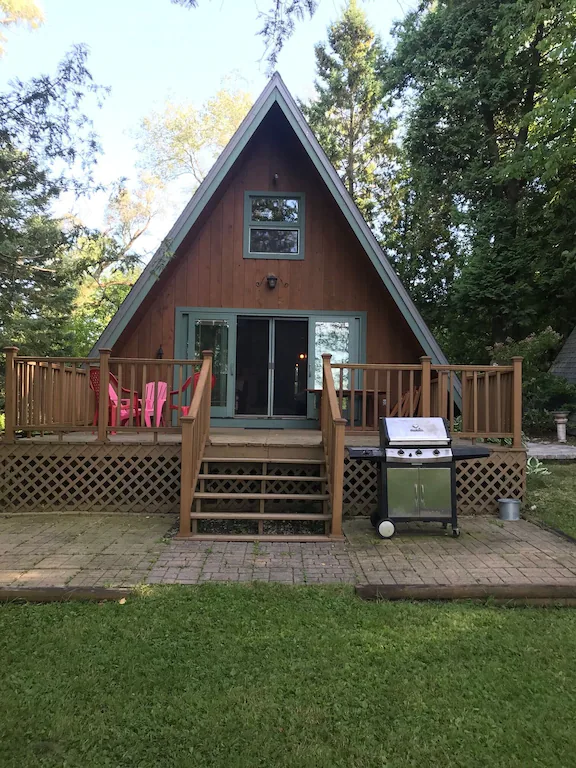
[256,273,288,290]
[272,172,279,186]
[156,345,164,359]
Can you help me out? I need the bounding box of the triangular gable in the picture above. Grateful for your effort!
[91,73,450,366]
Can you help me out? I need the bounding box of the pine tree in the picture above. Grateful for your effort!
[301,0,394,227]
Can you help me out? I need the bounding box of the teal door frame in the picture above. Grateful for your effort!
[175,307,366,425]
[175,310,237,418]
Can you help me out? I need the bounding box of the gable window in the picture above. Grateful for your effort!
[244,192,305,260]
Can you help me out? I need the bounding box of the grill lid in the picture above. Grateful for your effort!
[381,417,450,447]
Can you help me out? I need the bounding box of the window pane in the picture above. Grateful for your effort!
[251,197,299,222]
[313,321,350,389]
[195,321,228,408]
[250,228,299,254]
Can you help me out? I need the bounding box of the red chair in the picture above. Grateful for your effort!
[89,369,140,427]
[169,373,216,417]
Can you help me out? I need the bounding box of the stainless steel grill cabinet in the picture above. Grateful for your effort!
[348,417,490,539]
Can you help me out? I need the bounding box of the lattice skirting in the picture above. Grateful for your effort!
[343,450,526,517]
[0,443,181,514]
[1,443,525,517]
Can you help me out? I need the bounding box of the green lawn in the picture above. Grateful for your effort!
[1,586,576,767]
[526,462,576,538]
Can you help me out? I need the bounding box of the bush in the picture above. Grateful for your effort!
[488,328,576,433]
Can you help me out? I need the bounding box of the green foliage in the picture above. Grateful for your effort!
[526,456,551,477]
[390,0,576,362]
[526,463,576,538]
[136,78,252,186]
[489,329,576,431]
[3,585,576,766]
[301,1,394,228]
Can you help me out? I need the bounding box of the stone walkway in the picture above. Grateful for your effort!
[527,441,576,460]
[2,513,576,588]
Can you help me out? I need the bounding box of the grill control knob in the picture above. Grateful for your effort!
[433,449,440,456]
[398,449,404,455]
[415,449,422,456]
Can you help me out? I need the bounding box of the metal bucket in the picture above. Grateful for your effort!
[498,499,521,521]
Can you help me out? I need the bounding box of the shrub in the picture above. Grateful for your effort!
[488,328,576,433]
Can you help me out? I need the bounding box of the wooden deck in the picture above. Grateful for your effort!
[9,428,382,448]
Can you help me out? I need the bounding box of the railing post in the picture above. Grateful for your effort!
[420,356,431,417]
[98,348,111,442]
[330,417,346,538]
[201,349,213,436]
[512,356,523,448]
[179,416,194,537]
[3,346,19,442]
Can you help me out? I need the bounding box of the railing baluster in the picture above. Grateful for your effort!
[473,370,478,436]
[484,370,490,434]
[409,370,414,417]
[496,370,502,434]
[449,371,455,432]
[373,370,379,429]
[350,366,355,429]
[386,370,391,416]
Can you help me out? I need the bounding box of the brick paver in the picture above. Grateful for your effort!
[1,513,576,587]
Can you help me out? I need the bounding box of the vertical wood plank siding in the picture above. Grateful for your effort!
[112,109,423,365]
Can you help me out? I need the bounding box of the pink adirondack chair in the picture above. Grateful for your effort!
[140,381,168,427]
[89,369,140,426]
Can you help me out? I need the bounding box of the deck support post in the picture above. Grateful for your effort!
[512,356,523,449]
[3,346,19,442]
[330,418,346,538]
[98,348,111,442]
[420,356,432,417]
[179,416,194,537]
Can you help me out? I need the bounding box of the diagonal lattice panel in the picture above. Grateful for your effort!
[1,443,181,513]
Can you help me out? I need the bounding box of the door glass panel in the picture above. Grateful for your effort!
[313,321,351,389]
[235,318,269,415]
[195,320,228,408]
[273,319,308,416]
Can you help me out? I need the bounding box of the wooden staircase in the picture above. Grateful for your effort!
[186,444,333,541]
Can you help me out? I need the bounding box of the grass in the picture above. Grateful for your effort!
[526,462,576,538]
[2,586,576,767]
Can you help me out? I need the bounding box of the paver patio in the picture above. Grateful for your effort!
[1,513,576,587]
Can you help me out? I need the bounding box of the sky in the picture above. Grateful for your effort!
[0,0,412,251]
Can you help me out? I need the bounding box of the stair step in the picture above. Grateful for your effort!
[190,512,331,521]
[193,492,329,501]
[202,457,325,464]
[198,474,325,481]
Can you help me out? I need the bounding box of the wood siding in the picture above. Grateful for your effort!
[113,106,424,364]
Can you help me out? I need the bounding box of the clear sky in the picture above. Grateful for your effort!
[0,0,412,250]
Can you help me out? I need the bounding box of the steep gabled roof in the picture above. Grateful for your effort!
[551,327,576,385]
[91,73,450,365]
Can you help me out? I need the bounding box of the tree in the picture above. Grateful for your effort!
[301,0,394,227]
[0,47,106,359]
[0,0,42,56]
[136,79,252,187]
[390,0,576,361]
[170,0,318,70]
[0,142,76,355]
[68,175,161,353]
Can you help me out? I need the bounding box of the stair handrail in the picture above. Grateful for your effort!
[178,350,213,537]
[321,354,346,538]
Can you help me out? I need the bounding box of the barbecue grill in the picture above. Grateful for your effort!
[348,417,490,539]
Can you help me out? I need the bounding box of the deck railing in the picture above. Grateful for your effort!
[329,355,523,448]
[321,354,346,537]
[3,347,522,449]
[3,346,203,440]
[178,351,213,537]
